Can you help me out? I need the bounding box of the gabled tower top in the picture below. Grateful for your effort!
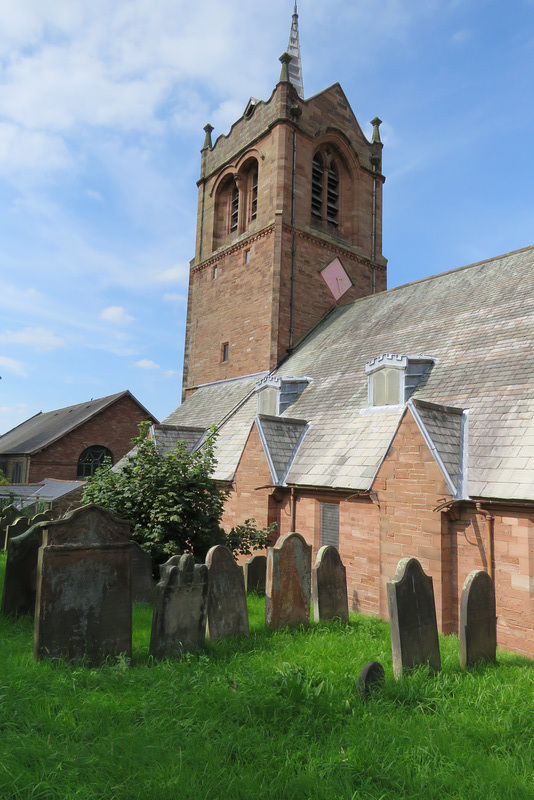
[287,2,304,99]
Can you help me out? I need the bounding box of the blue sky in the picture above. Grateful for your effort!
[0,0,533,434]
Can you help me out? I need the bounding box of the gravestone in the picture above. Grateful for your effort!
[205,545,249,641]
[265,532,311,629]
[387,557,441,679]
[131,542,154,604]
[244,554,267,595]
[149,554,209,659]
[4,516,31,551]
[312,545,349,622]
[1,521,46,617]
[33,504,134,664]
[460,570,497,668]
[358,661,386,700]
[0,504,19,547]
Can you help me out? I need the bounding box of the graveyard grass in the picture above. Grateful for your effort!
[0,554,533,800]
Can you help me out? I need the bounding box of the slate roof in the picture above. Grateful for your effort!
[256,415,308,485]
[165,245,534,502]
[0,391,156,455]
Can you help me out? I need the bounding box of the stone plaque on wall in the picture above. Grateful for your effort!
[460,570,496,668]
[244,554,267,595]
[206,545,249,641]
[149,554,209,659]
[312,545,349,623]
[387,557,441,679]
[265,532,311,629]
[33,504,133,664]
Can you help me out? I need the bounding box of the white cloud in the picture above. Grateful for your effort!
[135,359,160,370]
[0,123,72,175]
[0,356,28,377]
[0,327,65,352]
[100,306,135,325]
[156,263,189,283]
[163,292,187,304]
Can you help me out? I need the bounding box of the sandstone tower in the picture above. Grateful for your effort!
[182,4,386,399]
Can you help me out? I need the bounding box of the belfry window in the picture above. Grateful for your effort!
[250,168,258,221]
[326,162,339,225]
[230,184,239,232]
[77,445,113,478]
[311,154,323,218]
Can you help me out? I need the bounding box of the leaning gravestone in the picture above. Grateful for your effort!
[205,545,249,641]
[4,516,31,551]
[149,554,209,659]
[312,545,349,622]
[387,557,441,679]
[460,570,497,668]
[33,504,134,664]
[244,554,267,595]
[265,532,311,629]
[131,542,154,604]
[1,521,46,617]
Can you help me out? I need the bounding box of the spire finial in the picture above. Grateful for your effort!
[202,123,214,150]
[370,117,382,144]
[286,1,304,99]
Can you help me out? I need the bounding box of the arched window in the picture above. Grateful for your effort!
[77,445,113,479]
[311,148,341,228]
[213,175,239,248]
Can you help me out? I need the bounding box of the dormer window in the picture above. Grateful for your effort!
[366,354,435,408]
[255,376,311,416]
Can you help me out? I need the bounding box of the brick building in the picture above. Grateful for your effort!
[165,7,534,657]
[0,391,157,484]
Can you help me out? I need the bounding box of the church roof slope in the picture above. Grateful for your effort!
[0,391,155,456]
[166,245,534,502]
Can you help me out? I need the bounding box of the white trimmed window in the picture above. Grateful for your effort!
[366,354,435,408]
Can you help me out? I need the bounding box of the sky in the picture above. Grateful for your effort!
[0,0,533,434]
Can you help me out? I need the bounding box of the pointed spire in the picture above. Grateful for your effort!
[286,1,304,99]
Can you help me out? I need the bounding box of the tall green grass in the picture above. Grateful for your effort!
[0,552,533,800]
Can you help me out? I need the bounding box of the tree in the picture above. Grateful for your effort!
[82,423,274,568]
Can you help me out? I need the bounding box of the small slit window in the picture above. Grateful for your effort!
[221,342,229,363]
[250,169,258,221]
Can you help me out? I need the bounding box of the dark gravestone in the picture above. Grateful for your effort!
[205,545,249,641]
[1,504,19,547]
[4,516,31,551]
[387,557,441,679]
[244,554,267,595]
[265,532,311,629]
[312,545,349,622]
[1,522,46,617]
[33,504,134,664]
[131,542,154,604]
[358,661,386,700]
[460,570,497,668]
[149,554,209,659]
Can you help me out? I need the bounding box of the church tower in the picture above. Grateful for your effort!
[182,4,386,398]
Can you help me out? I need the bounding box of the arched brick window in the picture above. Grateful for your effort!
[77,445,113,479]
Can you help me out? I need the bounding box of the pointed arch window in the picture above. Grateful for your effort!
[326,162,339,225]
[311,154,323,218]
[77,445,113,478]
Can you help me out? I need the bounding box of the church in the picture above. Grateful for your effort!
[163,5,534,658]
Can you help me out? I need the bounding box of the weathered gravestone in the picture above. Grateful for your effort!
[265,532,311,629]
[312,545,349,622]
[131,542,154,604]
[387,557,441,679]
[358,661,386,700]
[4,516,31,551]
[0,504,19,548]
[149,554,209,659]
[33,504,134,664]
[205,545,249,641]
[460,570,497,669]
[244,554,267,595]
[1,521,46,616]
